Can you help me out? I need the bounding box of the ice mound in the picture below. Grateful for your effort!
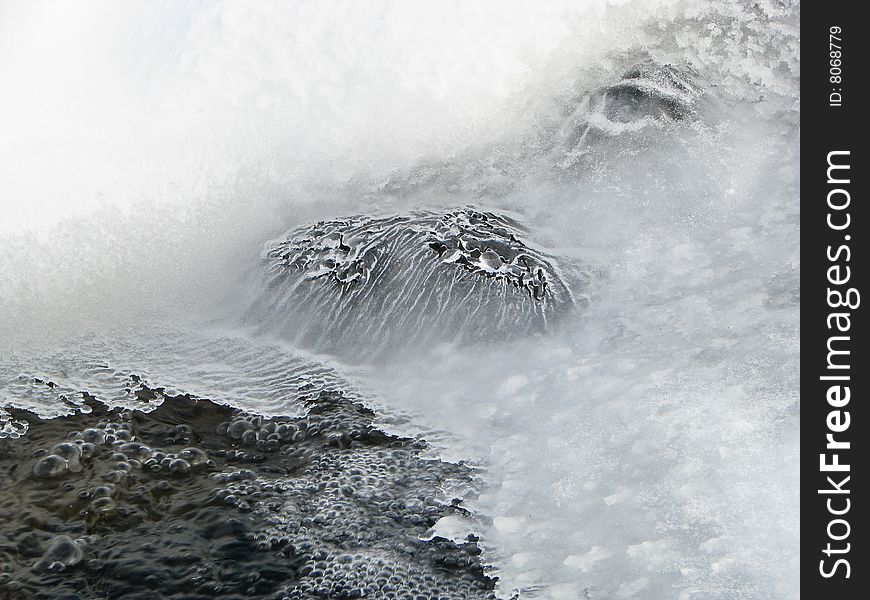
[370,60,703,201]
[553,60,702,164]
[0,383,497,598]
[255,207,582,359]
[593,61,701,123]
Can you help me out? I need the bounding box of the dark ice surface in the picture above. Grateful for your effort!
[0,384,497,599]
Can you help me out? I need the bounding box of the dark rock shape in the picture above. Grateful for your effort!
[254,207,582,359]
[0,383,497,599]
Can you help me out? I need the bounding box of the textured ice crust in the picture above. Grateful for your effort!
[256,208,582,358]
[0,382,497,599]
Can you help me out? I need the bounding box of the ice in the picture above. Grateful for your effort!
[0,1,799,598]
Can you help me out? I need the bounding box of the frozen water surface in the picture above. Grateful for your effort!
[1,1,799,598]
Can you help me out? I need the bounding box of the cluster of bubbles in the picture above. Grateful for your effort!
[31,421,130,479]
[0,379,498,598]
[284,544,496,600]
[28,409,214,518]
[269,447,495,600]
[211,396,497,600]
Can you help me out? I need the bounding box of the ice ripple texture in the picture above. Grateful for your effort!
[0,331,368,434]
